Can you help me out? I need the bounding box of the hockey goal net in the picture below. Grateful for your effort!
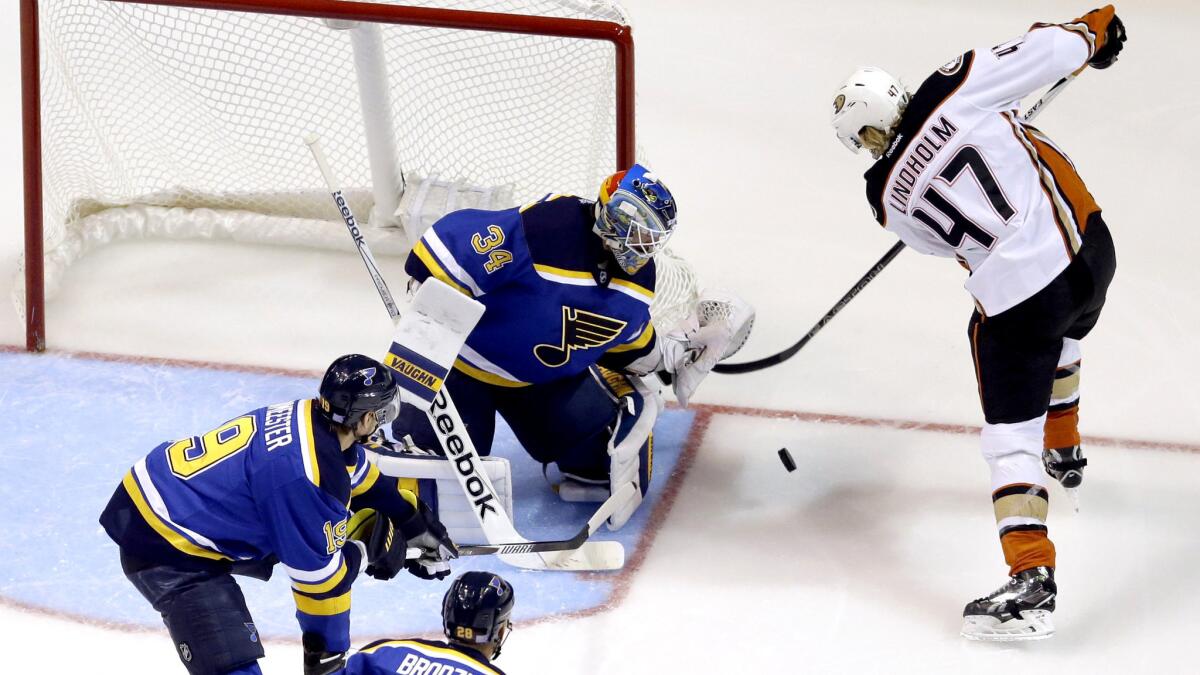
[20,0,703,350]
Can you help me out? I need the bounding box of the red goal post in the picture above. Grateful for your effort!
[19,0,636,351]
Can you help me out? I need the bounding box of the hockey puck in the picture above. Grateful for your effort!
[777,447,796,473]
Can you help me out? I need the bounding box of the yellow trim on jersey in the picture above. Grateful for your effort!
[609,277,654,300]
[607,323,654,354]
[301,400,320,487]
[293,590,351,616]
[291,558,348,595]
[533,263,594,281]
[453,358,530,388]
[414,240,472,296]
[351,463,381,497]
[122,472,231,562]
[398,485,419,508]
[358,640,501,675]
[519,193,568,213]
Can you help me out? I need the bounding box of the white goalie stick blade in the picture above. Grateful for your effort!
[405,483,634,571]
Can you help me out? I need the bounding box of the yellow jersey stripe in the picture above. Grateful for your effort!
[293,590,352,616]
[610,277,654,300]
[122,472,231,561]
[351,463,381,497]
[533,263,594,281]
[414,241,472,296]
[291,558,348,594]
[359,640,501,675]
[397,484,419,508]
[453,358,530,388]
[301,399,320,487]
[607,323,654,354]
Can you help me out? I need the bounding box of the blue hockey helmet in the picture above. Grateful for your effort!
[595,163,677,274]
[443,571,515,656]
[317,354,398,429]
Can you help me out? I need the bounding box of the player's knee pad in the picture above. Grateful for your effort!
[156,574,265,675]
[980,415,1047,491]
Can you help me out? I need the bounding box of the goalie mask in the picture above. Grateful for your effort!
[443,571,515,658]
[595,164,677,274]
[318,354,399,430]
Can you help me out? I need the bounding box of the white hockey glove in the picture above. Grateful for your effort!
[657,289,755,407]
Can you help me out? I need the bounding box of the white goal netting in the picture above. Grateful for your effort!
[20,0,702,335]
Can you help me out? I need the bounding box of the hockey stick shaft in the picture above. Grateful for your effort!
[304,133,401,320]
[712,75,1075,375]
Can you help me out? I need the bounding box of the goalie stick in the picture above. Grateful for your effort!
[305,134,625,571]
[713,75,1076,375]
[406,481,637,559]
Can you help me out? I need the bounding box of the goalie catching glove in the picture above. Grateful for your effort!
[632,288,755,406]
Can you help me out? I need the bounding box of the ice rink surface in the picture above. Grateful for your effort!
[2,0,1198,673]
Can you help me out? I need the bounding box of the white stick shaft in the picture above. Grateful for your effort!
[1024,75,1074,123]
[304,133,401,320]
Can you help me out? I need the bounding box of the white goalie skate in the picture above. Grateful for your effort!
[961,567,1057,641]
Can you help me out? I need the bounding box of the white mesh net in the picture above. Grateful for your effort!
[22,0,705,337]
[20,0,631,314]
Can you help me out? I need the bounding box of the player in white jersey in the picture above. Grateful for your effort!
[830,5,1125,640]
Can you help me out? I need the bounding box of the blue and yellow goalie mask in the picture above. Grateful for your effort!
[595,164,677,274]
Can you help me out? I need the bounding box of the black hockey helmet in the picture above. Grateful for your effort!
[317,354,398,428]
[442,571,515,654]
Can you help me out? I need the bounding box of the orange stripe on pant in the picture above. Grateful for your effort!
[1001,529,1056,575]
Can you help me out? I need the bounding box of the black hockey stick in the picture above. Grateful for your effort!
[712,75,1074,375]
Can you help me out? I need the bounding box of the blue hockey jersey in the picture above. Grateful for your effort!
[405,194,659,387]
[100,399,420,652]
[340,639,506,675]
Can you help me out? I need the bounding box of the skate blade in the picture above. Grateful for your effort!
[961,610,1055,642]
[1064,487,1081,513]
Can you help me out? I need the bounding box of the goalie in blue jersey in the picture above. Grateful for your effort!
[99,355,458,675]
[390,164,753,529]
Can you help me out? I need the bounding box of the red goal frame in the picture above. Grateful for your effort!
[19,0,636,351]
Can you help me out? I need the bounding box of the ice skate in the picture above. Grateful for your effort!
[961,567,1056,641]
[1044,445,1087,510]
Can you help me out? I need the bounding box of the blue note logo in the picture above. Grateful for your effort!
[534,306,627,367]
[361,367,376,385]
[246,623,259,643]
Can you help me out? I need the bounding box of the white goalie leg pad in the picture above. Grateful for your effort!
[607,376,663,531]
[368,451,514,545]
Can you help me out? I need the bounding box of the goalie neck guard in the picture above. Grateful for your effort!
[318,354,398,428]
[443,571,515,656]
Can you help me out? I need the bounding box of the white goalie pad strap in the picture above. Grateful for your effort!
[385,278,485,409]
[369,451,514,546]
[607,376,662,530]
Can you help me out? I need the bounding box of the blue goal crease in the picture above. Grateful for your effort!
[0,351,696,639]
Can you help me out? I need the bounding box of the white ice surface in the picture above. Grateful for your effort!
[1,0,1198,672]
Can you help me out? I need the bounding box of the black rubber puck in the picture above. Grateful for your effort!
[778,447,796,472]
